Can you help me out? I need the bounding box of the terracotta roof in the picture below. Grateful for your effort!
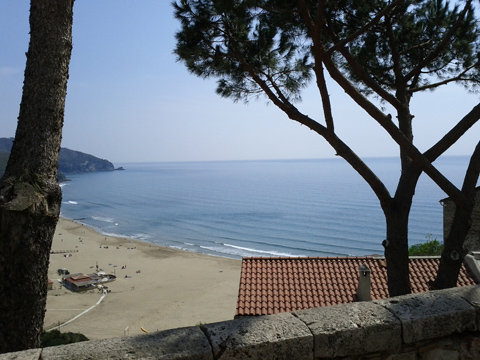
[65,273,92,284]
[235,256,478,316]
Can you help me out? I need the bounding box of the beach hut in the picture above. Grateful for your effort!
[61,272,116,292]
[62,273,96,292]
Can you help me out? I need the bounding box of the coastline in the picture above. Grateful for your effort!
[45,217,242,340]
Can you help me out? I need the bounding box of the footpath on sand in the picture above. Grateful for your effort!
[49,291,107,331]
[45,218,242,340]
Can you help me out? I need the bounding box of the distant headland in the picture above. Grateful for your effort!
[0,137,122,181]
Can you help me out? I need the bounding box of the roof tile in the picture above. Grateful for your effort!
[235,256,478,316]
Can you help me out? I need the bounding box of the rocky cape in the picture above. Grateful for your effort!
[0,137,120,180]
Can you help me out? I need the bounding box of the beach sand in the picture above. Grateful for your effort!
[45,218,242,340]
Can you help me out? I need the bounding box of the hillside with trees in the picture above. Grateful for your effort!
[0,137,116,178]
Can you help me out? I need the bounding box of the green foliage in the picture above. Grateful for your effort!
[173,0,480,102]
[174,0,313,103]
[408,235,444,256]
[332,0,480,94]
[41,329,89,348]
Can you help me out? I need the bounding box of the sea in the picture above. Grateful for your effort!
[59,156,474,260]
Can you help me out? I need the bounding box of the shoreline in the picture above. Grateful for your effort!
[59,214,244,260]
[45,217,242,340]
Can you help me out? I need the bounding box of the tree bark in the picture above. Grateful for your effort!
[382,162,421,296]
[432,207,470,289]
[433,141,480,289]
[0,0,74,353]
[384,208,411,296]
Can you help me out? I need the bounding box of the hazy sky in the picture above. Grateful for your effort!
[1,1,479,164]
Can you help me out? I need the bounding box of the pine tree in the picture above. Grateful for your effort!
[0,0,74,353]
[174,0,480,295]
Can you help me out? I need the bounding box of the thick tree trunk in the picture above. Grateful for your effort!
[433,142,480,289]
[383,161,421,297]
[0,0,74,353]
[384,200,412,296]
[432,207,470,289]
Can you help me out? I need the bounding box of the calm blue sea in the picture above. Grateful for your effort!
[59,157,473,259]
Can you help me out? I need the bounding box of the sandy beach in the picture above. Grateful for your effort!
[45,218,242,340]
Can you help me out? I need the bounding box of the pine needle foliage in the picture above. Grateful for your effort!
[330,0,480,95]
[173,0,480,103]
[173,0,313,103]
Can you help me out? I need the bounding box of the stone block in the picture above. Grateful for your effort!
[422,348,458,360]
[41,326,212,360]
[293,301,401,358]
[203,312,312,359]
[442,285,480,330]
[459,334,480,359]
[0,349,41,360]
[384,352,416,360]
[375,288,476,344]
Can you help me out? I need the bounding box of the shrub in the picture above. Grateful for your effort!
[408,235,444,256]
[41,329,89,348]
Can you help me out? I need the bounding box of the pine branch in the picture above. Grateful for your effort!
[324,6,403,109]
[404,0,473,82]
[461,140,480,201]
[410,61,480,93]
[322,53,465,205]
[424,103,480,162]
[325,0,403,56]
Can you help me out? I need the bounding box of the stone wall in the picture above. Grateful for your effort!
[3,285,480,359]
[443,188,480,252]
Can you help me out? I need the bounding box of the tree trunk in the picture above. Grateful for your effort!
[0,0,74,353]
[383,161,421,297]
[432,207,470,289]
[433,141,480,289]
[384,200,412,296]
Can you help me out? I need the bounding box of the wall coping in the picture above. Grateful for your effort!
[2,285,480,359]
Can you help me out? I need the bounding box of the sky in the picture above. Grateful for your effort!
[0,1,479,164]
